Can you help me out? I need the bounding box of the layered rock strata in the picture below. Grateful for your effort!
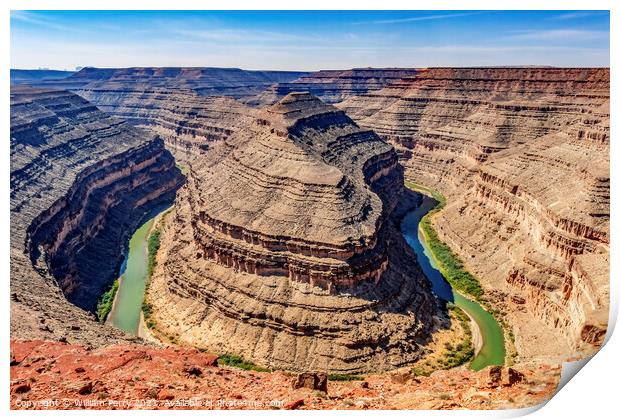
[247,68,419,106]
[75,85,258,162]
[10,86,184,345]
[148,92,439,373]
[339,68,610,359]
[32,66,308,99]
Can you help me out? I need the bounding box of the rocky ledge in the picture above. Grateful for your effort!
[10,340,560,410]
[146,92,440,373]
[10,86,184,346]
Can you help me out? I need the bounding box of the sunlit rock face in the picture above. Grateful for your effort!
[10,86,184,345]
[148,92,440,373]
[339,67,610,360]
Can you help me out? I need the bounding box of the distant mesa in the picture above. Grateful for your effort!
[10,69,75,84]
[20,66,309,98]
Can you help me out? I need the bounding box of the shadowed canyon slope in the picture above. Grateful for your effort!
[339,67,610,360]
[146,92,440,373]
[10,86,184,346]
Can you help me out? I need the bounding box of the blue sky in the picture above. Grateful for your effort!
[10,10,610,70]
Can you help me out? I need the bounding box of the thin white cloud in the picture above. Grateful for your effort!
[552,11,606,20]
[11,11,79,32]
[507,29,609,41]
[170,28,320,44]
[351,12,479,25]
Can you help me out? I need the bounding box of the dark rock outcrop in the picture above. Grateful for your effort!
[292,372,328,392]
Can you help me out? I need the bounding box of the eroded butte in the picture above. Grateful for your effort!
[146,92,441,373]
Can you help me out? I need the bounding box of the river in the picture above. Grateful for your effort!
[401,192,506,370]
[107,215,158,335]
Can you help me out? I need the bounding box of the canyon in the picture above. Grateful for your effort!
[35,68,421,163]
[75,86,258,163]
[9,66,610,409]
[339,67,610,361]
[10,86,184,346]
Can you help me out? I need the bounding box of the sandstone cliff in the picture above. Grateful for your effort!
[247,68,419,106]
[10,86,184,346]
[147,92,440,373]
[339,68,610,360]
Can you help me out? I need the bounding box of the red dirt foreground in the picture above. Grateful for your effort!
[10,340,561,410]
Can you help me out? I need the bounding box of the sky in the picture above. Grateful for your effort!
[10,10,610,71]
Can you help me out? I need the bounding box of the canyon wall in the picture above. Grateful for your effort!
[10,86,184,345]
[75,85,258,162]
[147,92,440,373]
[339,68,610,360]
[247,68,419,106]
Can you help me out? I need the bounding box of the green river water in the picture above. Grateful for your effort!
[107,216,156,335]
[401,192,506,370]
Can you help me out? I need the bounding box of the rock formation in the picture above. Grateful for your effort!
[31,66,308,99]
[147,92,439,373]
[247,68,419,106]
[75,85,258,163]
[339,68,610,360]
[10,86,184,345]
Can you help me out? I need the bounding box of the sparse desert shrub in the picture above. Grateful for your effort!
[218,354,271,372]
[96,279,119,322]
